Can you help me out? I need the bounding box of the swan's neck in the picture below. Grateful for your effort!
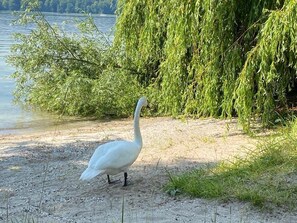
[133,102,144,148]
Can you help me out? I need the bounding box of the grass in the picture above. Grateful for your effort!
[165,119,297,210]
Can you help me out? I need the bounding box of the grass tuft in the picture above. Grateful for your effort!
[165,119,297,210]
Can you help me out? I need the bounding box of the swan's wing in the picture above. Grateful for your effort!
[87,141,120,167]
[81,140,139,180]
[92,141,140,170]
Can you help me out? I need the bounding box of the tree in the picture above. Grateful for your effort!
[9,10,142,117]
[0,0,21,10]
[114,0,297,129]
[0,0,116,14]
[9,0,297,129]
[9,0,21,10]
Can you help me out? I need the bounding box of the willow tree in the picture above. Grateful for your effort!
[235,0,297,127]
[9,0,297,128]
[114,0,297,128]
[9,8,143,118]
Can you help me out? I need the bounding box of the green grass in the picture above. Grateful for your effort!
[165,119,297,210]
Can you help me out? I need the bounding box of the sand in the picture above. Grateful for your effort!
[0,117,296,222]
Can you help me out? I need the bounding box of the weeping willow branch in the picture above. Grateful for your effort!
[9,10,143,117]
[235,0,297,129]
[114,0,295,129]
[9,0,297,128]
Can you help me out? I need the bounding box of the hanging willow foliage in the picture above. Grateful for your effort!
[114,0,297,128]
[9,9,144,118]
[9,0,297,128]
[235,0,297,128]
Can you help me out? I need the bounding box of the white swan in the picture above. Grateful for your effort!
[80,96,148,186]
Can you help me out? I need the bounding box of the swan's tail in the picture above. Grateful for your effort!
[80,168,103,181]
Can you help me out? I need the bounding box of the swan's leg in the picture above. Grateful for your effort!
[107,175,111,184]
[123,172,128,186]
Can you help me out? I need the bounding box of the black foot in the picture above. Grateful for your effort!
[107,175,121,184]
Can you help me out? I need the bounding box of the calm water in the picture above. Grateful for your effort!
[0,11,116,134]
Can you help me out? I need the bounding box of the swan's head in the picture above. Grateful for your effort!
[138,96,148,107]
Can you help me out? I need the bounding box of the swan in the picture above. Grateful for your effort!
[80,96,148,186]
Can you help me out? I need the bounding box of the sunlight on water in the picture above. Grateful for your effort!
[0,11,115,134]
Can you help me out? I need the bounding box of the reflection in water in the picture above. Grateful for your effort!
[0,12,115,134]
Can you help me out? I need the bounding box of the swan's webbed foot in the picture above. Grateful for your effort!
[107,175,121,185]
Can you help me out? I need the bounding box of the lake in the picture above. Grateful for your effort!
[0,11,116,134]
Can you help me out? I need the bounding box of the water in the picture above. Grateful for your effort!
[0,11,116,134]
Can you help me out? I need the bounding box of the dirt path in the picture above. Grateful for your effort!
[0,117,296,222]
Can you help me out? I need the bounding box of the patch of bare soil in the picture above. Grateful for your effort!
[0,117,296,222]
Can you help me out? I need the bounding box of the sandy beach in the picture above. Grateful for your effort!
[1,117,296,222]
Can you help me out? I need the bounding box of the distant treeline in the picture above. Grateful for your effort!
[0,0,116,14]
